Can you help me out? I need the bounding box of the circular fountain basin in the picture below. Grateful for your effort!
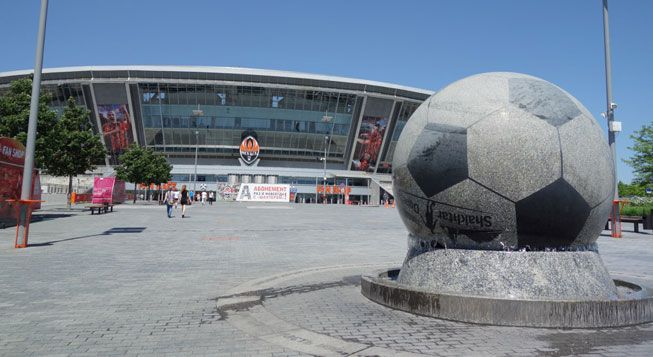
[362,267,653,328]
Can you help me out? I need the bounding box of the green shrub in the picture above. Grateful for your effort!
[621,204,653,217]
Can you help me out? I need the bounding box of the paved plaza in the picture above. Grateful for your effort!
[1,195,652,356]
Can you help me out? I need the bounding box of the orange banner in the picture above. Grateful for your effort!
[316,186,351,194]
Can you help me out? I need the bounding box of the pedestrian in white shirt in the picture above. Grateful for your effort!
[173,189,180,209]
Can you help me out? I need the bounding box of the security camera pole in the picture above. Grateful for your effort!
[602,0,618,200]
[15,0,48,248]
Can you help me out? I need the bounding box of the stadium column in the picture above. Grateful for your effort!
[346,96,368,169]
[124,82,139,145]
[372,100,397,173]
[89,83,111,167]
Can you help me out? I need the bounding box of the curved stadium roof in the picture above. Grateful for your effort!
[0,65,434,101]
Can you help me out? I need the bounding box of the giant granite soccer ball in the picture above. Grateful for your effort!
[393,72,614,251]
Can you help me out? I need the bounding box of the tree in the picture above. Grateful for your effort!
[115,144,172,203]
[0,77,57,167]
[624,123,653,185]
[45,98,107,208]
[618,181,646,197]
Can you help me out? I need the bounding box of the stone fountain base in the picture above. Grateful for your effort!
[361,249,653,328]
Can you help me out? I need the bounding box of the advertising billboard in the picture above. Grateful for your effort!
[98,104,134,162]
[92,177,127,205]
[351,115,388,172]
[236,184,290,202]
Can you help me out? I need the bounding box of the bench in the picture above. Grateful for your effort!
[605,215,646,233]
[88,203,114,215]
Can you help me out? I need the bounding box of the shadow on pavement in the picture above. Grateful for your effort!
[32,213,76,222]
[1,213,76,229]
[28,227,147,247]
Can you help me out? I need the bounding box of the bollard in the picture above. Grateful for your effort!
[611,199,622,238]
[11,199,44,248]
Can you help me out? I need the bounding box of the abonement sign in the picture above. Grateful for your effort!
[236,184,290,202]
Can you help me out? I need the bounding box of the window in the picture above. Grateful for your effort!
[143,92,156,103]
[272,95,284,108]
[217,93,226,105]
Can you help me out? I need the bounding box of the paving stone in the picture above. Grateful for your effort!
[1,196,652,356]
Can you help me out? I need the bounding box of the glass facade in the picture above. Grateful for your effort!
[0,67,431,173]
[42,83,87,116]
[0,83,86,116]
[138,83,358,162]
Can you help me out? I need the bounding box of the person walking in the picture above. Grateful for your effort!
[180,185,190,218]
[208,191,214,205]
[173,188,180,209]
[201,191,207,206]
[163,187,174,218]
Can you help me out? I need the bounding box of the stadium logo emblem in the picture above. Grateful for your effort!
[239,136,260,165]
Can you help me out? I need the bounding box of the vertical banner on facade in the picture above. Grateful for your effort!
[351,115,388,171]
[236,183,290,202]
[98,104,134,162]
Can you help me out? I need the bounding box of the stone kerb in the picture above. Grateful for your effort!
[361,268,653,328]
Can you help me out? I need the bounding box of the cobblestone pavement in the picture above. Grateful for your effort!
[1,196,652,356]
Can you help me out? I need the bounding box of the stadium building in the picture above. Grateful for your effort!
[0,66,433,203]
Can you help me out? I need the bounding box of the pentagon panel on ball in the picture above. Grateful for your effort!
[363,72,653,328]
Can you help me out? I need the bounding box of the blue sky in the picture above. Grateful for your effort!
[0,0,650,183]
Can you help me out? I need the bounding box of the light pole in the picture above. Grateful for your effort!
[194,130,199,194]
[15,0,48,248]
[322,135,328,204]
[602,0,619,200]
[321,112,334,204]
[191,102,203,197]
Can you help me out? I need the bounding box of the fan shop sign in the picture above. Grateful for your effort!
[0,137,26,165]
[236,184,290,202]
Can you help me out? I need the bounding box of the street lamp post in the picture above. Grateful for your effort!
[321,112,334,204]
[194,130,199,194]
[191,103,203,198]
[15,0,48,248]
[322,135,328,204]
[602,0,618,200]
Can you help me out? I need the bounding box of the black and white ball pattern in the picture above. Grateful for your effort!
[393,72,614,251]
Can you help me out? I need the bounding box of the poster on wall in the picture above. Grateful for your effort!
[98,104,134,162]
[351,116,387,172]
[236,184,290,202]
[217,183,240,201]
